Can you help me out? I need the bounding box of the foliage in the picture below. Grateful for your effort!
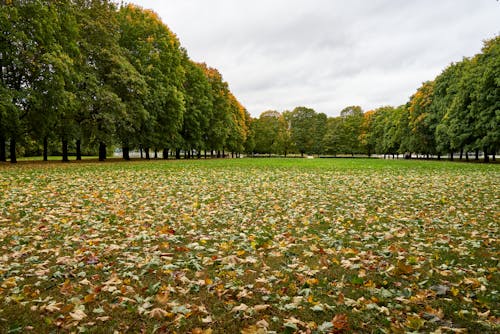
[0,1,247,162]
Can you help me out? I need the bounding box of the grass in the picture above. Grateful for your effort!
[0,158,498,333]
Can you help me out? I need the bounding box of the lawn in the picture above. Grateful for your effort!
[0,158,498,333]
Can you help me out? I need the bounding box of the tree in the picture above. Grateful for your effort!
[408,81,438,157]
[340,106,364,155]
[469,36,500,161]
[180,58,213,157]
[290,106,318,156]
[253,110,282,155]
[323,116,346,156]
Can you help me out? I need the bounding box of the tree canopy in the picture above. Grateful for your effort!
[0,0,248,162]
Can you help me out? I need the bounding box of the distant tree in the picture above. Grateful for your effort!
[408,81,438,157]
[253,110,282,155]
[323,116,346,156]
[290,106,318,156]
[340,106,364,155]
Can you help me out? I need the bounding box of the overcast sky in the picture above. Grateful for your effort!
[128,0,499,117]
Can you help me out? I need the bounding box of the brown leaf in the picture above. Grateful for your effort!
[332,314,349,332]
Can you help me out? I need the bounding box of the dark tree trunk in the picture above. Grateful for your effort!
[450,151,454,161]
[222,149,225,158]
[197,150,201,159]
[140,147,143,159]
[10,137,16,163]
[99,142,106,161]
[43,136,48,161]
[0,134,6,162]
[76,140,82,161]
[204,150,207,159]
[175,148,181,160]
[211,150,214,158]
[483,147,489,163]
[475,149,479,160]
[163,148,169,160]
[368,148,371,158]
[122,145,130,160]
[184,150,188,159]
[145,148,150,160]
[437,153,441,160]
[217,150,221,158]
[492,149,496,162]
[62,139,69,162]
[459,149,463,160]
[466,151,469,161]
[154,149,158,159]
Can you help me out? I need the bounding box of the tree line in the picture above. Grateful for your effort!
[1,1,498,163]
[249,36,499,162]
[0,0,251,163]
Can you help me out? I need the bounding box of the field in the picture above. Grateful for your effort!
[0,158,498,333]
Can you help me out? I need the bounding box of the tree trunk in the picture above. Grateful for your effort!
[450,151,454,161]
[459,149,463,160]
[62,139,69,162]
[140,147,143,159]
[43,136,48,161]
[466,151,469,161]
[475,149,479,160]
[154,149,158,159]
[10,137,16,163]
[145,148,150,160]
[99,142,106,161]
[122,145,130,160]
[0,134,6,162]
[76,140,82,161]
[163,148,169,160]
[217,150,221,158]
[437,153,441,160]
[204,150,207,159]
[175,148,181,160]
[222,149,225,158]
[483,147,489,163]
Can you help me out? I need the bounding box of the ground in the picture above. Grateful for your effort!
[0,158,498,333]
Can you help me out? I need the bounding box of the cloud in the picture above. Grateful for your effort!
[129,0,500,116]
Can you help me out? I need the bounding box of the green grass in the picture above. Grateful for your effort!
[0,158,498,333]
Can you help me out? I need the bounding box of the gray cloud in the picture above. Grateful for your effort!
[130,0,500,116]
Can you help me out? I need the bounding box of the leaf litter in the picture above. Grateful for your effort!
[0,160,498,333]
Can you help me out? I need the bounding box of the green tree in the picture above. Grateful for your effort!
[253,110,282,155]
[469,36,500,161]
[181,58,213,158]
[340,105,364,155]
[290,106,318,156]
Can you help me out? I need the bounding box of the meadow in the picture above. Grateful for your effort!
[0,158,498,333]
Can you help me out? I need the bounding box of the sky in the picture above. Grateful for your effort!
[127,0,500,117]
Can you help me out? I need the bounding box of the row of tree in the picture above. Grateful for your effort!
[250,36,499,162]
[1,1,497,163]
[0,0,251,163]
